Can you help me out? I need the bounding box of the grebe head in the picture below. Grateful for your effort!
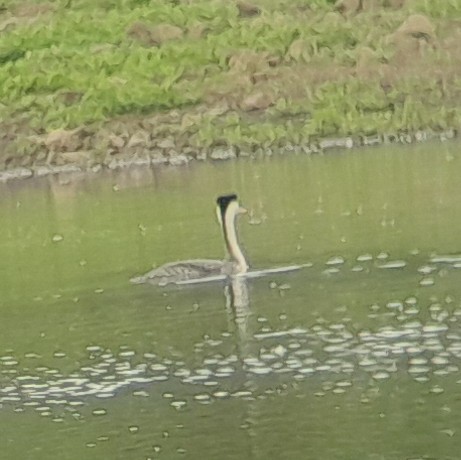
[216,194,247,226]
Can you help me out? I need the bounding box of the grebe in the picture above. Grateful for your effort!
[130,194,249,285]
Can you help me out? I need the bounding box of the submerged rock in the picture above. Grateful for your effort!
[0,168,32,181]
[210,148,237,160]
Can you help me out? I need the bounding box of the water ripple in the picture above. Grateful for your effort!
[1,303,460,413]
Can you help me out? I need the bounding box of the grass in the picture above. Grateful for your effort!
[1,0,461,166]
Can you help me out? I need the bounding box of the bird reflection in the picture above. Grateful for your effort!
[223,276,255,358]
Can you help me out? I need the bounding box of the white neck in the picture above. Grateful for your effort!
[222,201,248,273]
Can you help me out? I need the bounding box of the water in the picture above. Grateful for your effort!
[1,141,461,459]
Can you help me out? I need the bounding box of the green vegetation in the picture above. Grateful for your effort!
[1,0,461,169]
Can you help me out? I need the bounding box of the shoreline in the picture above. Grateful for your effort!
[0,128,457,184]
[3,1,461,180]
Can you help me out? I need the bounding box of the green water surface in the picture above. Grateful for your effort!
[1,142,461,459]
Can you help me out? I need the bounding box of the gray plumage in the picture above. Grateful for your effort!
[130,259,226,285]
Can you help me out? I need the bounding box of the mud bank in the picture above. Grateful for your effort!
[0,129,457,183]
